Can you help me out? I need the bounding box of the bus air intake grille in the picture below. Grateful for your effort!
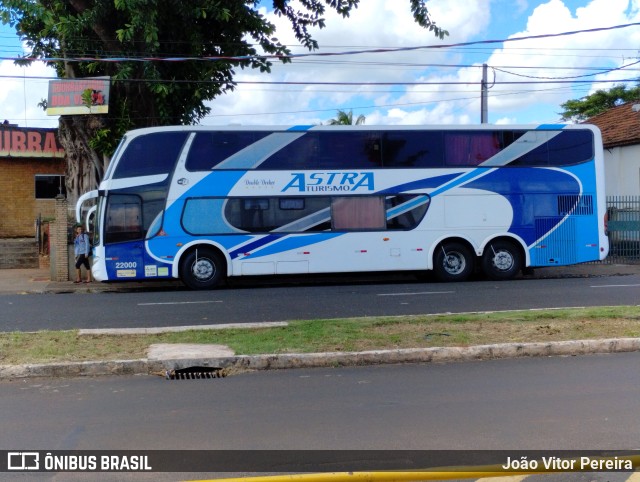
[165,366,225,380]
[557,194,593,216]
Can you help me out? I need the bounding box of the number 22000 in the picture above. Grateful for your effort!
[115,262,137,269]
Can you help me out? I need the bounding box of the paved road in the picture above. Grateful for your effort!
[1,353,639,480]
[3,353,639,449]
[1,274,640,331]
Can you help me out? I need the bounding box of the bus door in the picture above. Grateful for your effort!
[103,194,146,280]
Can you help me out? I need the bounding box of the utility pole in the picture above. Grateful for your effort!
[481,63,488,124]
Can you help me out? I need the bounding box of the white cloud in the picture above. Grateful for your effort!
[0,60,58,127]
[205,0,494,125]
[478,0,640,123]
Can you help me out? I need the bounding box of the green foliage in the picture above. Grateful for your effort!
[327,109,366,125]
[560,84,640,122]
[80,89,93,110]
[409,0,448,39]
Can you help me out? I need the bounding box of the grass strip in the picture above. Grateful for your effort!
[1,306,639,365]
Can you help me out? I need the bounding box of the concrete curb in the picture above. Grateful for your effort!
[1,338,639,380]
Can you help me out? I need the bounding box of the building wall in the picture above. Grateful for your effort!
[0,157,66,237]
[604,145,640,198]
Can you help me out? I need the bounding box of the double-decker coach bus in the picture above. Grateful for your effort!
[76,124,608,289]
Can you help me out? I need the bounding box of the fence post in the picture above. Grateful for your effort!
[51,195,70,282]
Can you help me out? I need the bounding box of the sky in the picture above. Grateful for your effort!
[0,0,639,129]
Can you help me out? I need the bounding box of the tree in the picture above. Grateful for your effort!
[327,109,366,125]
[0,0,447,204]
[559,84,640,122]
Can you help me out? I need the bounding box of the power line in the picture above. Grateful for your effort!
[0,22,638,64]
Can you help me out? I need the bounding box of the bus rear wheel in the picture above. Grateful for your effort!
[433,242,474,282]
[482,240,522,281]
[180,248,225,290]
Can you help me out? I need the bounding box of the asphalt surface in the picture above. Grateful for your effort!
[0,263,639,380]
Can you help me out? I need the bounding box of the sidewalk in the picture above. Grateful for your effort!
[0,267,182,295]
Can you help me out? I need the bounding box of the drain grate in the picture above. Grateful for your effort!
[165,366,225,380]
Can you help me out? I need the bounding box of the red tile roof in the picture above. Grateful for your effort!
[586,103,640,148]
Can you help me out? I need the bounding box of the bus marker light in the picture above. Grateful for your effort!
[176,243,183,247]
[383,237,390,241]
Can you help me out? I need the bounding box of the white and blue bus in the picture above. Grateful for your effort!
[76,124,609,289]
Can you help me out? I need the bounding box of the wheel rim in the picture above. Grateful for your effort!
[444,251,466,275]
[493,250,514,272]
[192,258,215,282]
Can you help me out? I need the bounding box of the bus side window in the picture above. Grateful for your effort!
[331,196,386,230]
[105,195,143,244]
[186,132,270,170]
[316,132,382,169]
[261,134,319,170]
[382,131,444,167]
[445,132,501,166]
[509,131,593,166]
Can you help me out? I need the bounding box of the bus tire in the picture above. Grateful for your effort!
[433,242,474,282]
[481,240,522,281]
[180,247,225,290]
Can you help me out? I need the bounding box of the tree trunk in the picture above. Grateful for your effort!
[58,116,108,208]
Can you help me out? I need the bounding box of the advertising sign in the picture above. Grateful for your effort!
[47,77,110,115]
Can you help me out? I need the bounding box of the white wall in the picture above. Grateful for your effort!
[604,144,640,197]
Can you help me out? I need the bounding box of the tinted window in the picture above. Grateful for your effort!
[385,194,430,229]
[260,132,381,170]
[445,132,501,166]
[260,133,319,170]
[113,132,188,178]
[442,131,525,166]
[186,131,271,171]
[224,197,332,233]
[382,131,444,167]
[219,194,429,233]
[512,130,593,166]
[316,132,381,169]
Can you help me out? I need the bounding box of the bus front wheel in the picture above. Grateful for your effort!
[433,242,474,282]
[482,240,522,281]
[180,248,225,290]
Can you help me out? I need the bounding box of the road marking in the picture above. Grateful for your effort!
[137,300,223,306]
[592,282,640,288]
[377,291,455,296]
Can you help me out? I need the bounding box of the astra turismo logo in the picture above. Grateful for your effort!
[282,172,374,192]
